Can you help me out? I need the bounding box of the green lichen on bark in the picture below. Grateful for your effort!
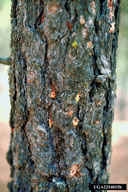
[7,0,121,191]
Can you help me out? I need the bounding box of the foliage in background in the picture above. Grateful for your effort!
[117,1,128,90]
[0,0,11,59]
[115,0,128,120]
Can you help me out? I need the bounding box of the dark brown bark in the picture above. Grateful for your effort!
[7,0,120,191]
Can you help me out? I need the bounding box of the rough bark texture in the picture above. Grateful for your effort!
[7,0,120,191]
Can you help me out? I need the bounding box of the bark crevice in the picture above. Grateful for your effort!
[65,0,71,17]
[99,0,106,16]
[11,0,18,25]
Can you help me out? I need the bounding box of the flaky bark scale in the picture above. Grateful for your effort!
[7,0,120,191]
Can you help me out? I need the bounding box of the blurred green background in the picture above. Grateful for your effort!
[0,0,11,57]
[0,0,11,124]
[115,0,128,120]
[0,1,128,191]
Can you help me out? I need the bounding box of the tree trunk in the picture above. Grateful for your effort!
[7,0,120,191]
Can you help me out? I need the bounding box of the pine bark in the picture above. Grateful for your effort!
[7,0,120,191]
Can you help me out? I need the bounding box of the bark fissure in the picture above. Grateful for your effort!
[115,0,121,19]
[72,8,78,24]
[11,0,18,25]
[21,54,35,178]
[35,10,44,29]
[65,0,71,18]
[99,0,106,16]
[22,112,33,158]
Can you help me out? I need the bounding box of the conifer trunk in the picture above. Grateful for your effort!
[7,0,120,191]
